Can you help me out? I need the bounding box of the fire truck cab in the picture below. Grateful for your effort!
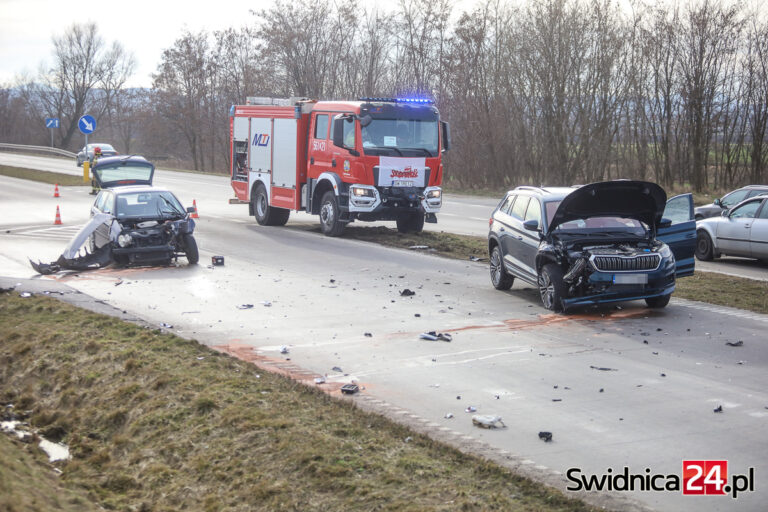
[229,97,449,236]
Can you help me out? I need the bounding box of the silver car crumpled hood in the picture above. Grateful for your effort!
[30,213,121,275]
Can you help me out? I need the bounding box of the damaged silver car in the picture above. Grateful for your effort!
[31,156,199,275]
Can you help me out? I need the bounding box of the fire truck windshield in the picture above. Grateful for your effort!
[361,118,439,157]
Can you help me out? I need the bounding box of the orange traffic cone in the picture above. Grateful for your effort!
[54,205,62,225]
[53,183,60,198]
[191,199,200,219]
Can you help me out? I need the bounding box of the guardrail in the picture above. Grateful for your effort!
[0,143,76,159]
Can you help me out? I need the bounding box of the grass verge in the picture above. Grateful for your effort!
[0,292,594,512]
[0,165,86,186]
[296,225,768,315]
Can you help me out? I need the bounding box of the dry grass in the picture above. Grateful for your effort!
[0,292,595,512]
[0,165,86,186]
[675,271,768,314]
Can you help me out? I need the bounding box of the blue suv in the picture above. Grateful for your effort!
[488,181,696,312]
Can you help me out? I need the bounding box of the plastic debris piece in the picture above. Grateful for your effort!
[332,366,343,372]
[364,332,372,337]
[409,245,429,250]
[400,288,416,297]
[599,388,604,393]
[590,365,617,371]
[538,431,553,442]
[468,255,486,262]
[211,256,224,266]
[456,395,461,400]
[419,331,452,342]
[472,415,505,428]
[725,341,744,347]
[314,376,326,384]
[237,304,254,309]
[20,292,32,298]
[279,346,289,354]
[341,384,359,395]
[404,436,413,442]
[160,322,173,329]
[713,405,723,413]
[660,373,666,377]
[465,406,477,413]
[414,313,421,317]
[261,301,272,307]
[444,413,453,419]
[552,398,562,402]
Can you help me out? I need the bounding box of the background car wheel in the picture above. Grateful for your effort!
[183,234,199,264]
[695,230,714,261]
[252,185,290,226]
[538,263,566,312]
[489,246,514,290]
[319,191,345,237]
[396,213,425,233]
[645,294,671,308]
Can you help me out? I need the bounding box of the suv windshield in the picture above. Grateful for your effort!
[115,191,184,219]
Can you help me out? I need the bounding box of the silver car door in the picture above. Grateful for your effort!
[749,199,768,259]
[717,199,761,256]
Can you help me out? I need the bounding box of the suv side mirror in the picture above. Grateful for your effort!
[658,218,672,228]
[523,219,539,231]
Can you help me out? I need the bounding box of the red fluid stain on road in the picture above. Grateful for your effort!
[439,308,664,334]
[212,343,349,396]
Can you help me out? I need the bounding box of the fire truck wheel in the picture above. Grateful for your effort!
[252,185,290,226]
[319,191,345,237]
[396,213,425,233]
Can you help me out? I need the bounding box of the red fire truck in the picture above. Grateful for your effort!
[228,96,449,236]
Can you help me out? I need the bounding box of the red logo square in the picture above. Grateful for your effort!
[683,460,728,495]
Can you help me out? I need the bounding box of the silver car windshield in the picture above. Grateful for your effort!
[115,191,184,219]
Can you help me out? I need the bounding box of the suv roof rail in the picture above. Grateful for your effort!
[515,185,549,194]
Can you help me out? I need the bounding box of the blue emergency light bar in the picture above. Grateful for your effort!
[359,97,434,104]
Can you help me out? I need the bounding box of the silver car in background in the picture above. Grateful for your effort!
[695,194,768,263]
[76,143,118,166]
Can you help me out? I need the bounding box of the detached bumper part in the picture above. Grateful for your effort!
[30,245,113,275]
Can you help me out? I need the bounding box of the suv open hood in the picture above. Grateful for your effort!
[92,157,154,188]
[547,180,667,233]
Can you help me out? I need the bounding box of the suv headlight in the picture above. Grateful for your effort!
[117,234,133,247]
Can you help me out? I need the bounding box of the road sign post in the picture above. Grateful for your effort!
[78,115,96,183]
[45,117,59,147]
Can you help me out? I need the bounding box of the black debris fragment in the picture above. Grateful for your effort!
[211,256,225,266]
[652,351,659,355]
[0,287,15,294]
[643,340,649,344]
[656,328,663,332]
[364,332,372,337]
[714,405,723,413]
[236,304,254,310]
[340,384,359,395]
[590,365,618,371]
[420,331,452,342]
[415,313,421,317]
[552,398,562,402]
[330,279,336,283]
[456,396,461,400]
[538,431,553,442]
[331,366,343,372]
[400,289,416,297]
[599,388,604,393]
[725,341,744,347]
[660,373,666,377]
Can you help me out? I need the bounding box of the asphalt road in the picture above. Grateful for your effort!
[1,152,766,281]
[1,153,767,511]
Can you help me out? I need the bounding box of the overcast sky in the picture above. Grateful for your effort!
[2,0,763,89]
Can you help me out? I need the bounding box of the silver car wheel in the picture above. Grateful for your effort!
[539,273,554,309]
[490,248,503,286]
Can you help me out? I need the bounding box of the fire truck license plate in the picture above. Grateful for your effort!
[392,180,414,187]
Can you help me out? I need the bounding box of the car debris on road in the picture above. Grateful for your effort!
[725,341,744,347]
[472,415,505,429]
[400,288,416,297]
[340,384,359,395]
[420,331,452,342]
[538,431,553,442]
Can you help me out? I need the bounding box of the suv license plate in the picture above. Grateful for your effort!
[613,274,648,284]
[392,180,413,187]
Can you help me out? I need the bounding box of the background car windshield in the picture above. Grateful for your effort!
[115,191,183,218]
[362,119,439,156]
[97,164,152,183]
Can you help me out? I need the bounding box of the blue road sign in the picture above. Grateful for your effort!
[45,117,60,128]
[78,115,96,134]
